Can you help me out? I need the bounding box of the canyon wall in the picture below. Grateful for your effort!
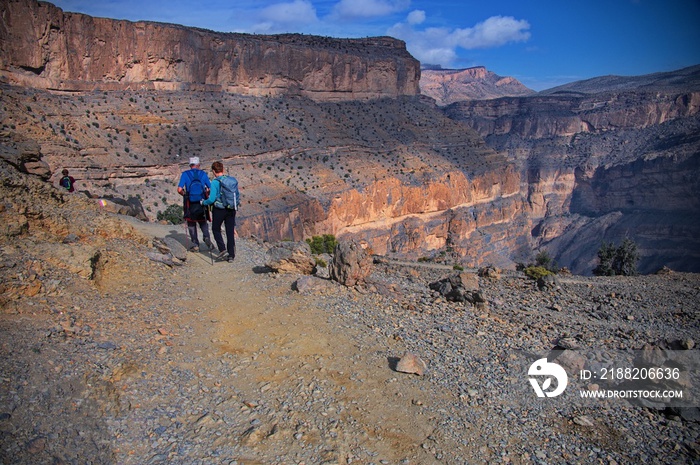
[0,0,419,101]
[1,2,698,274]
[446,85,700,273]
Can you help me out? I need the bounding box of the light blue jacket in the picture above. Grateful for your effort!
[201,176,223,207]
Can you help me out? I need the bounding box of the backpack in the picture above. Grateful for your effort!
[185,170,205,201]
[217,175,240,210]
[60,176,72,191]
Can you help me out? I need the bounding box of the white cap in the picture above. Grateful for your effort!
[189,157,200,166]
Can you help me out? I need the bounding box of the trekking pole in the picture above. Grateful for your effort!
[182,187,191,249]
[207,205,214,266]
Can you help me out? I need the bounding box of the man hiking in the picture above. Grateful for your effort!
[201,161,240,263]
[177,157,213,252]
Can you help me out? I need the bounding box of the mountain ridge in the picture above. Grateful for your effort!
[0,0,419,101]
[419,66,535,105]
[538,64,700,96]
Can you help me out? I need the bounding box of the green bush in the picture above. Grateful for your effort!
[535,250,557,271]
[524,266,553,280]
[157,204,183,224]
[306,234,338,255]
[593,238,639,276]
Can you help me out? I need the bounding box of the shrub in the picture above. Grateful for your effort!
[593,238,639,276]
[157,204,183,224]
[535,250,556,271]
[524,266,553,280]
[306,234,338,255]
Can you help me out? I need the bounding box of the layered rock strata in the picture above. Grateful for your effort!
[446,83,700,273]
[0,0,419,101]
[420,67,534,105]
[2,2,698,273]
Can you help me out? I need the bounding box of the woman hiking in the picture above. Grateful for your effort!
[201,161,240,263]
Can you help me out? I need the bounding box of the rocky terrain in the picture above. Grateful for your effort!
[1,155,700,464]
[419,67,534,106]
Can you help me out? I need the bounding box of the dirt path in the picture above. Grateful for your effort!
[128,218,459,463]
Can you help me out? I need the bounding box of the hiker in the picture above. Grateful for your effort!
[59,169,76,192]
[177,157,213,252]
[202,161,240,263]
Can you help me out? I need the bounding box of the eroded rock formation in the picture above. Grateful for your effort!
[420,66,534,105]
[0,0,419,101]
[446,71,700,273]
[1,2,698,274]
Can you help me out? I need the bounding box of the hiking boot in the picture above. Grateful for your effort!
[204,238,213,250]
[189,245,199,252]
[216,250,228,260]
[227,257,234,263]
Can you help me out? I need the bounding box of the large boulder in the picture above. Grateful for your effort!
[265,241,316,274]
[96,196,148,221]
[429,272,484,305]
[159,237,188,262]
[0,135,51,180]
[329,240,372,287]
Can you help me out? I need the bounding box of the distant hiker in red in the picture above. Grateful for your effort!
[177,157,213,252]
[59,169,76,192]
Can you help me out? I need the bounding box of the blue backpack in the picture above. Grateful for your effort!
[185,170,205,202]
[217,175,240,210]
[60,176,72,190]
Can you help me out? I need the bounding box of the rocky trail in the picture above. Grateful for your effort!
[1,211,700,464]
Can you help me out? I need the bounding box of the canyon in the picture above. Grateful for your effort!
[1,0,699,274]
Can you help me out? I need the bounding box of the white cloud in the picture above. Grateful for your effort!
[249,0,318,33]
[407,9,425,25]
[389,14,530,67]
[331,0,410,20]
[449,16,530,49]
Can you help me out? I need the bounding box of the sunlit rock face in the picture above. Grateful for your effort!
[420,67,535,106]
[0,0,419,101]
[446,71,700,273]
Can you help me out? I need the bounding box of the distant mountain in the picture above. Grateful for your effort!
[420,66,535,105]
[539,64,700,95]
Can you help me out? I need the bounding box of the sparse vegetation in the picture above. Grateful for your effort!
[157,204,183,224]
[306,234,338,255]
[593,238,640,276]
[535,250,557,272]
[523,265,553,280]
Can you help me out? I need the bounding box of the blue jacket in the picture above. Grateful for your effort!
[202,176,222,207]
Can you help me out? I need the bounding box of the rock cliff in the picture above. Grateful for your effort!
[446,73,700,273]
[0,0,419,101]
[420,67,534,105]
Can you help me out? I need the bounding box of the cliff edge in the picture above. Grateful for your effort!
[0,0,420,101]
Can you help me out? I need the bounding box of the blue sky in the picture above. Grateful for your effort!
[50,0,700,91]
